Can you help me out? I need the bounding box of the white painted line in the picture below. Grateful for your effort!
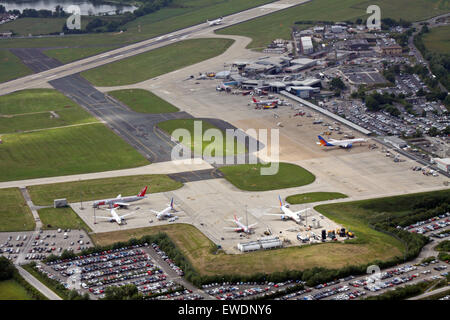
[45,75,56,80]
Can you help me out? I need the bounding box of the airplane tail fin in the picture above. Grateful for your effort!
[278,195,283,207]
[252,97,258,103]
[318,135,330,146]
[138,186,148,197]
[170,198,174,209]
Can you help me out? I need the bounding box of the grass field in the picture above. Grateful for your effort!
[0,124,149,182]
[423,25,450,55]
[107,89,179,113]
[286,192,348,204]
[218,162,315,191]
[0,50,33,84]
[81,38,234,86]
[0,279,34,300]
[157,118,246,156]
[38,207,92,232]
[28,175,183,206]
[217,0,450,48]
[0,89,98,134]
[0,0,272,51]
[0,188,35,232]
[44,46,119,64]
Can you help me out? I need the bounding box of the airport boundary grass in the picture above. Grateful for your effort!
[0,50,33,84]
[286,192,348,205]
[0,188,35,232]
[28,174,183,206]
[81,38,234,86]
[365,278,447,300]
[91,190,448,286]
[217,0,450,49]
[157,118,246,156]
[218,162,315,191]
[38,207,93,233]
[0,123,149,182]
[107,89,179,114]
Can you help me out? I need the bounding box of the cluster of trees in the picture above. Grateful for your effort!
[381,18,412,30]
[0,257,47,300]
[0,5,67,18]
[414,24,450,109]
[363,92,401,116]
[329,77,346,97]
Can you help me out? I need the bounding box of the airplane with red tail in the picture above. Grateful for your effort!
[92,186,148,208]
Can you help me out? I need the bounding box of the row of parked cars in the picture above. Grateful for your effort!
[151,243,184,276]
[403,213,450,233]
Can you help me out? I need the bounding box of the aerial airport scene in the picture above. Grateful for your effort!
[0,0,449,309]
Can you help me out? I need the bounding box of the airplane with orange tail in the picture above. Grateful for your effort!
[317,135,366,149]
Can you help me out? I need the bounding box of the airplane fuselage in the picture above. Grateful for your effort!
[93,195,146,208]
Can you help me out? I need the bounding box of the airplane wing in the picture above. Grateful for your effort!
[96,216,113,219]
[264,213,284,216]
[116,194,122,198]
[248,223,258,228]
[150,210,161,215]
[293,208,309,216]
[113,202,130,207]
[120,211,138,218]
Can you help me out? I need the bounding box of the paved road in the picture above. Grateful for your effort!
[16,265,63,300]
[0,0,310,96]
[408,285,450,300]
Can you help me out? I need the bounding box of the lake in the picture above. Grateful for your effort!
[1,0,137,15]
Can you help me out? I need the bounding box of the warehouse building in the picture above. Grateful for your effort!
[300,36,314,54]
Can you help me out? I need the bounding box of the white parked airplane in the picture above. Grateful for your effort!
[224,215,257,234]
[96,207,138,225]
[150,198,176,220]
[92,186,148,208]
[207,17,223,26]
[264,196,309,224]
[317,135,366,149]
